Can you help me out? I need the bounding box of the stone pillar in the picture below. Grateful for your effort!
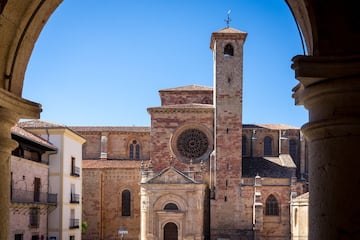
[292,55,360,240]
[0,107,19,240]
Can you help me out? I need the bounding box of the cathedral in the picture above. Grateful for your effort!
[71,26,308,240]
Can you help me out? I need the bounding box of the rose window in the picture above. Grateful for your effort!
[176,129,209,159]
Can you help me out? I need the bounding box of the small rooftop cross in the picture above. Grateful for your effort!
[225,10,232,28]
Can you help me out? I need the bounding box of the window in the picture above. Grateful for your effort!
[71,157,80,177]
[70,209,79,228]
[14,234,23,240]
[69,236,75,240]
[29,207,40,227]
[224,43,234,56]
[264,136,273,156]
[265,194,279,216]
[70,184,79,203]
[242,135,247,156]
[289,139,297,159]
[129,140,140,160]
[122,190,131,216]
[164,203,178,211]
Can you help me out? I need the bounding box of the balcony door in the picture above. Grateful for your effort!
[33,177,41,202]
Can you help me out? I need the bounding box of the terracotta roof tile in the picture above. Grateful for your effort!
[11,125,56,150]
[70,126,150,132]
[18,119,66,128]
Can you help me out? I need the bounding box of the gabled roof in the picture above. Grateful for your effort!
[159,85,212,92]
[145,166,198,184]
[11,125,56,151]
[242,154,296,178]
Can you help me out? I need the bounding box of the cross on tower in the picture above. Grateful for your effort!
[225,10,232,28]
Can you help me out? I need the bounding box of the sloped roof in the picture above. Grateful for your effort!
[11,125,56,150]
[159,85,212,92]
[145,166,198,184]
[18,119,66,128]
[215,27,246,34]
[70,126,150,132]
[242,154,296,178]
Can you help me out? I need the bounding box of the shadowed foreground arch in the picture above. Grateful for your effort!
[1,1,360,239]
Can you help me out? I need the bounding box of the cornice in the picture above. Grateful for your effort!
[148,105,214,114]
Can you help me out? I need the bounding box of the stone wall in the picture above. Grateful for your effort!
[82,160,142,240]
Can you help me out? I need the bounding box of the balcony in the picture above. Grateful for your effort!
[69,218,80,229]
[71,166,80,177]
[70,193,80,204]
[11,188,57,205]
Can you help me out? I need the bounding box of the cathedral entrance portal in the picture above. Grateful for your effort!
[163,222,178,240]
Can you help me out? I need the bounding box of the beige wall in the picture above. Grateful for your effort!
[9,156,49,240]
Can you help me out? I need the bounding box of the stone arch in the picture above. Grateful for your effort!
[153,193,188,212]
[0,0,62,96]
[2,2,360,240]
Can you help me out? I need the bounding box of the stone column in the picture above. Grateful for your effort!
[0,107,19,240]
[292,55,360,240]
[0,88,41,238]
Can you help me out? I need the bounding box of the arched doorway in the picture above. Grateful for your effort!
[164,222,178,240]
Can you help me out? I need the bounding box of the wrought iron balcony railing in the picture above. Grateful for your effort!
[71,166,80,177]
[70,193,80,203]
[70,218,80,229]
[11,188,57,205]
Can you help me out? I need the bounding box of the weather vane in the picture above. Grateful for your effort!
[225,10,232,28]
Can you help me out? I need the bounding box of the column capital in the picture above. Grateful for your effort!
[0,88,41,119]
[0,107,19,152]
[291,55,360,87]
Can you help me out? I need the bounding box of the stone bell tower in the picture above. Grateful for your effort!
[210,26,247,239]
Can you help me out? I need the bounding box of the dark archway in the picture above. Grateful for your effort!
[164,222,178,240]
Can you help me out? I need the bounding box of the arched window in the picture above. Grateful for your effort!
[224,43,234,56]
[265,194,279,216]
[164,203,178,211]
[121,190,131,216]
[264,136,273,156]
[129,140,140,160]
[242,135,247,156]
[289,139,297,159]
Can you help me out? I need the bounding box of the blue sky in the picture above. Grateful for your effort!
[23,0,308,127]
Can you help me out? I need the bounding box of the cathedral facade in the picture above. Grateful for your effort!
[73,27,308,240]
